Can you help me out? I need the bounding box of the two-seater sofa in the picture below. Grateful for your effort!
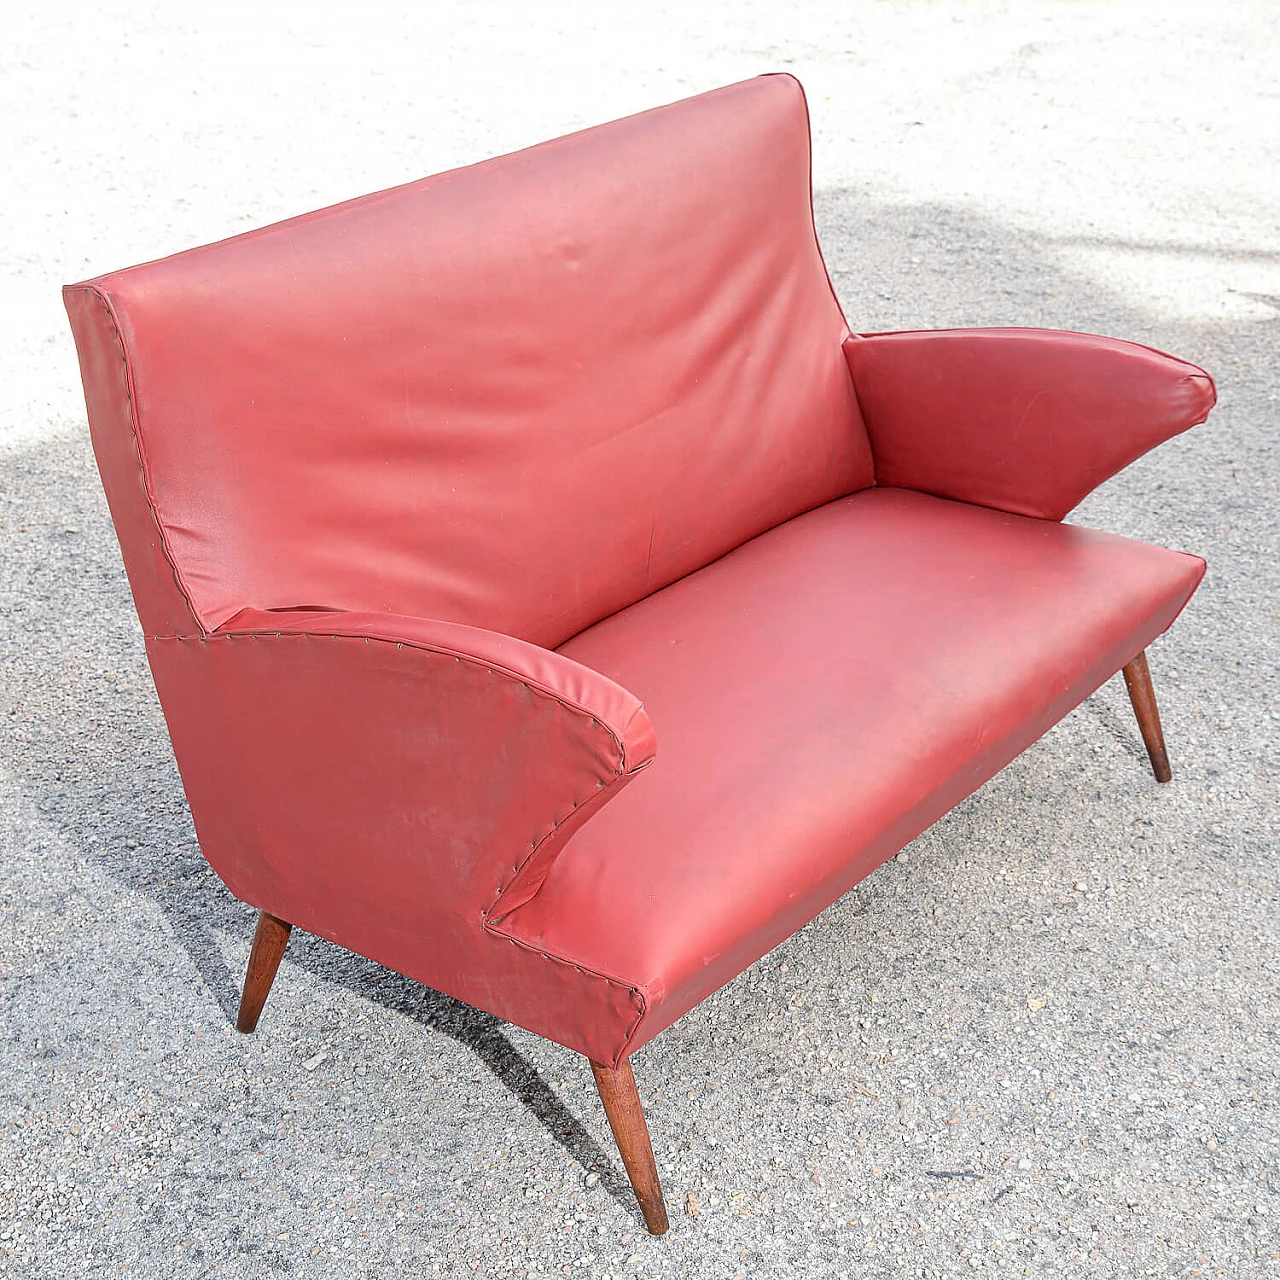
[65,75,1215,1234]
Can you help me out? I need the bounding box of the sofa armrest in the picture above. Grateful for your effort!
[145,608,655,943]
[843,328,1216,520]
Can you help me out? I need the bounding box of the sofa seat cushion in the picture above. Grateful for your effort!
[498,488,1203,1052]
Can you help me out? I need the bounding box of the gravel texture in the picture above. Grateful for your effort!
[2,3,1277,1277]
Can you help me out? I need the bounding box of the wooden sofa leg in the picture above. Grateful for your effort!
[1121,650,1172,783]
[236,911,293,1033]
[589,1057,669,1235]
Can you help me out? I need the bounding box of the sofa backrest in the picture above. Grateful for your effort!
[65,75,874,648]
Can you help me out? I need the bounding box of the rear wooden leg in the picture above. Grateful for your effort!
[236,911,293,1033]
[1122,650,1172,783]
[589,1057,669,1235]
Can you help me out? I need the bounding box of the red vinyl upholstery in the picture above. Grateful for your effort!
[65,75,1214,1076]
[844,328,1216,520]
[65,74,871,648]
[144,610,656,1065]
[516,488,1204,1056]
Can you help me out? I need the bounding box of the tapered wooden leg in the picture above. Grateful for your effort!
[589,1058,669,1235]
[1122,650,1172,783]
[236,911,293,1033]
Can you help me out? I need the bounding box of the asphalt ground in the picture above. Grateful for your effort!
[1,3,1277,1277]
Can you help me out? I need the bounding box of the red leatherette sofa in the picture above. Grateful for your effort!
[65,75,1215,1234]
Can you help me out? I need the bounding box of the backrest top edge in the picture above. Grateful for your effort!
[67,74,803,294]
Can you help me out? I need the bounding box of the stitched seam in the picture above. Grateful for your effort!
[151,631,630,914]
[195,627,631,754]
[84,286,206,635]
[617,703,654,773]
[481,778,623,918]
[148,637,647,1060]
[614,994,652,1062]
[484,920,647,1057]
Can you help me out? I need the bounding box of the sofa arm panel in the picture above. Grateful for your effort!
[146,609,655,953]
[843,328,1216,520]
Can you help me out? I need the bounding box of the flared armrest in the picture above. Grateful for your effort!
[843,328,1216,520]
[146,608,655,939]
